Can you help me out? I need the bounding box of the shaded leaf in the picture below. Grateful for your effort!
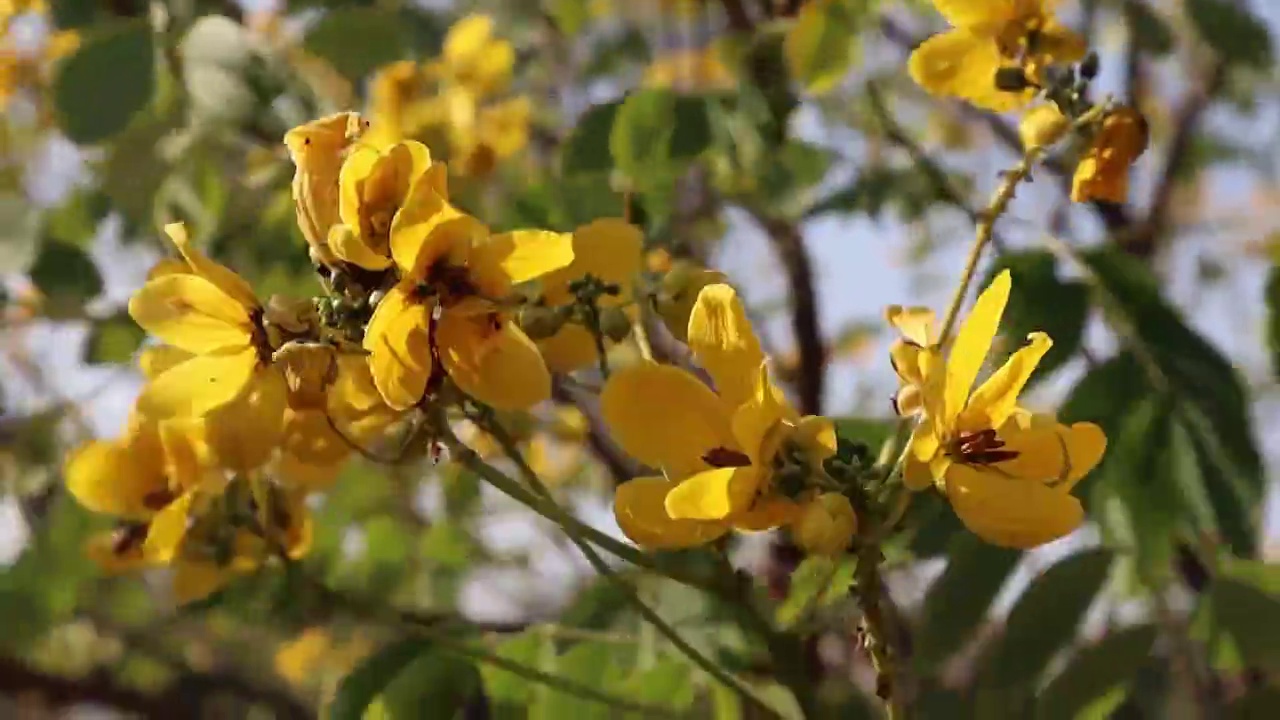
[50,0,98,29]
[1212,576,1280,674]
[983,549,1113,690]
[1035,624,1157,720]
[29,240,102,312]
[619,659,697,719]
[53,20,155,144]
[562,101,622,175]
[783,0,860,94]
[609,89,712,182]
[381,647,481,719]
[984,251,1088,380]
[531,642,619,720]
[330,638,432,720]
[481,632,544,706]
[914,533,1021,670]
[1123,0,1174,56]
[304,8,407,82]
[776,556,857,629]
[0,194,43,274]
[1266,265,1280,379]
[86,314,147,365]
[1185,0,1272,68]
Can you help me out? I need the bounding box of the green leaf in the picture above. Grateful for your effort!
[381,647,481,719]
[609,90,712,182]
[783,0,860,94]
[985,251,1089,381]
[1211,577,1280,673]
[330,638,432,720]
[1123,0,1174,56]
[531,643,620,720]
[0,193,43,274]
[562,101,622,175]
[776,556,857,629]
[53,20,155,144]
[1185,0,1272,68]
[481,632,545,706]
[50,0,98,29]
[1080,247,1263,556]
[85,314,147,365]
[982,549,1113,690]
[619,659,696,718]
[1034,624,1158,720]
[914,534,1021,670]
[304,8,407,82]
[29,240,102,312]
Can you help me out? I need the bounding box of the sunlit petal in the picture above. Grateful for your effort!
[664,466,759,521]
[687,283,763,408]
[614,476,728,549]
[945,269,1011,423]
[944,464,1083,549]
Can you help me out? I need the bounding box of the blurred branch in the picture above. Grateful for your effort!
[0,655,155,716]
[552,377,640,483]
[748,211,826,415]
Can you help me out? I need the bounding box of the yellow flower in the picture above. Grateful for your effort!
[363,182,573,410]
[885,304,938,417]
[536,218,644,373]
[283,112,369,266]
[331,140,445,270]
[128,224,289,472]
[433,14,515,98]
[603,283,837,549]
[908,0,1085,112]
[366,61,425,148]
[1071,106,1148,204]
[900,270,1107,548]
[791,493,858,556]
[644,46,736,93]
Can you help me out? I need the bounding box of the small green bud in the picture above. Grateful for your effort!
[1080,51,1100,80]
[598,306,633,343]
[994,67,1031,92]
[517,304,566,340]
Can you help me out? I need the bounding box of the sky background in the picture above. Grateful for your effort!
[1,0,1277,626]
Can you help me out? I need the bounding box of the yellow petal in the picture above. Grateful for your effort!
[542,218,644,307]
[995,421,1106,488]
[945,269,1011,423]
[85,532,150,574]
[143,491,197,563]
[885,305,936,347]
[329,223,393,271]
[278,409,350,491]
[732,496,800,532]
[389,188,475,278]
[790,493,857,555]
[337,145,381,232]
[793,415,838,462]
[437,314,551,411]
[907,30,1030,113]
[889,339,927,389]
[159,419,211,492]
[903,454,934,491]
[137,348,259,418]
[363,284,433,411]
[962,331,1052,430]
[65,440,162,519]
[138,345,193,380]
[1034,22,1087,66]
[664,466,758,521]
[129,274,253,354]
[944,464,1084,549]
[204,366,289,473]
[328,355,404,446]
[600,362,734,477]
[687,283,763,408]
[730,363,797,464]
[172,560,235,605]
[910,422,941,465]
[163,223,260,310]
[538,324,603,374]
[614,476,728,549]
[473,229,575,288]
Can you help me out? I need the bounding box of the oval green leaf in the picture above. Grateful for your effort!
[53,20,155,145]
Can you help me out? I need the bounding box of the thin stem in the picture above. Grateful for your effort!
[856,543,905,719]
[463,425,782,719]
[587,301,611,379]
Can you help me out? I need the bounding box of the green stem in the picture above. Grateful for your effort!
[856,543,906,719]
[459,426,783,720]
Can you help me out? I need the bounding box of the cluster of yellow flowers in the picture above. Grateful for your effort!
[909,0,1148,204]
[0,0,79,113]
[364,15,530,179]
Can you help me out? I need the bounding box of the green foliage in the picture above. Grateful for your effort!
[914,534,1021,671]
[775,556,857,629]
[807,165,969,221]
[29,240,103,315]
[49,0,99,29]
[1034,624,1158,720]
[85,314,147,364]
[53,20,156,144]
[562,101,622,176]
[303,8,409,82]
[0,193,43,274]
[1211,574,1280,674]
[609,90,714,183]
[330,638,435,720]
[1185,0,1273,69]
[784,0,863,95]
[1266,265,1280,378]
[1123,0,1174,56]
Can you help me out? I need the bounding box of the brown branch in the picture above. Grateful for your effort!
[552,377,642,483]
[749,212,826,415]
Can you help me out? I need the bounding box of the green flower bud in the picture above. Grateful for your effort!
[518,304,566,340]
[598,306,633,343]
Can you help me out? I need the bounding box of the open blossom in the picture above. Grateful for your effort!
[331,139,446,270]
[602,283,844,549]
[283,112,369,267]
[362,179,573,411]
[892,270,1107,548]
[908,0,1085,112]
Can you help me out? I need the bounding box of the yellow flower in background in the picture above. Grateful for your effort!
[644,46,736,93]
[898,270,1107,548]
[366,61,424,148]
[432,14,515,98]
[908,0,1085,112]
[537,218,644,373]
[885,304,938,417]
[331,139,445,270]
[283,112,368,266]
[1071,106,1148,204]
[603,283,838,549]
[363,180,573,410]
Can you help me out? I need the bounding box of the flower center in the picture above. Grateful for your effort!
[948,428,1020,466]
[421,260,479,305]
[702,447,751,468]
[111,522,149,556]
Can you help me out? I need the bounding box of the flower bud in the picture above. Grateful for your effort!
[517,305,566,340]
[1018,104,1070,151]
[598,306,633,343]
[273,341,338,410]
[792,493,857,556]
[994,67,1031,92]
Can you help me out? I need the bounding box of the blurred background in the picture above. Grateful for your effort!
[1,0,1278,717]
